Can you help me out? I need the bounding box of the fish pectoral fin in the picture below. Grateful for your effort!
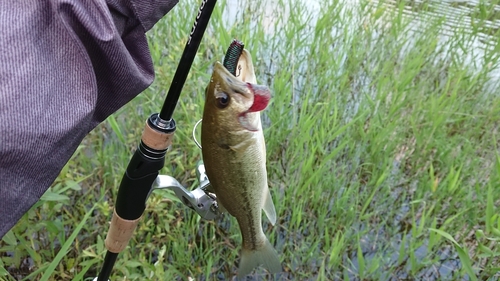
[263,189,277,225]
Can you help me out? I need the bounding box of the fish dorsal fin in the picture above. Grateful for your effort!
[263,188,277,225]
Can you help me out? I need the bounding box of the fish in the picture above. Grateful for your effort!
[201,49,281,278]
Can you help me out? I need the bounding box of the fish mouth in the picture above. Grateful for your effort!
[238,83,271,131]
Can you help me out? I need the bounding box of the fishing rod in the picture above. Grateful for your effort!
[93,0,218,280]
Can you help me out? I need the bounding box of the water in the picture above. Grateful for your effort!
[221,0,500,94]
[219,1,500,280]
[375,0,500,92]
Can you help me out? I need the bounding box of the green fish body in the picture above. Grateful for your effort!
[201,50,281,278]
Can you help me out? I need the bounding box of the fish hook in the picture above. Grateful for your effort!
[236,65,242,77]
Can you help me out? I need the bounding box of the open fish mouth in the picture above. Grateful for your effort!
[247,83,271,112]
[238,83,271,131]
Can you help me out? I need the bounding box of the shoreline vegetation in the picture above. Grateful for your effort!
[2,0,500,280]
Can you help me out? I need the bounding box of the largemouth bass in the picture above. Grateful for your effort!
[201,49,281,277]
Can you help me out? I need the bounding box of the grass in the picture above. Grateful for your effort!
[2,0,500,280]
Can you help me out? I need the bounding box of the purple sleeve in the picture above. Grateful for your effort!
[0,0,178,237]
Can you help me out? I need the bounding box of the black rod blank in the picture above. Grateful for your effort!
[96,252,117,281]
[159,0,218,121]
[95,0,217,280]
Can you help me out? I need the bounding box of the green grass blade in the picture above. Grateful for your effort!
[429,228,478,281]
[39,203,97,281]
[107,114,126,144]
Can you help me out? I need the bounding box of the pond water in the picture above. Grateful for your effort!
[222,0,500,86]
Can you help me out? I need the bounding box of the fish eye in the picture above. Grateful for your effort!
[216,92,230,108]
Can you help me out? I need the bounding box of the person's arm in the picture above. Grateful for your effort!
[0,0,178,238]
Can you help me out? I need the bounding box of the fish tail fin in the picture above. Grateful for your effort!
[237,239,281,278]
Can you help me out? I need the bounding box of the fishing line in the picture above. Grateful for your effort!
[192,119,203,149]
